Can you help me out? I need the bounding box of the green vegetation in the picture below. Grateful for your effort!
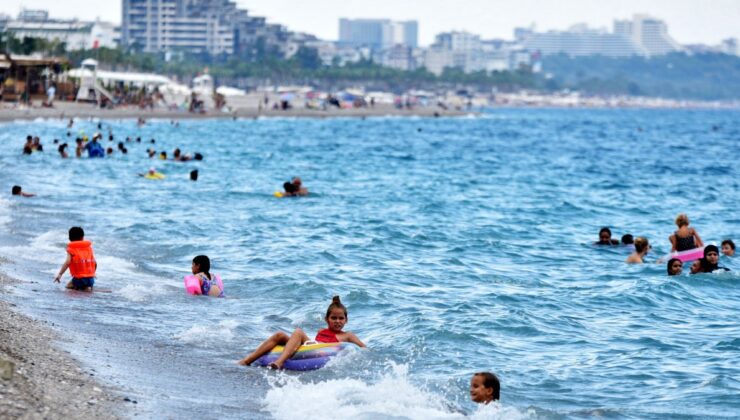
[542,53,740,100]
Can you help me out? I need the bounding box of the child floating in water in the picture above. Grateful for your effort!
[669,214,704,252]
[470,372,500,404]
[54,227,96,292]
[626,237,649,264]
[666,258,683,276]
[238,296,365,369]
[595,227,619,245]
[190,255,223,297]
[697,245,730,274]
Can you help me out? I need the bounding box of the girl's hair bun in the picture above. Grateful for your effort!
[332,295,341,304]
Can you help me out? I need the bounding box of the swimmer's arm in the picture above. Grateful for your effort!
[668,234,677,252]
[54,253,72,282]
[21,192,35,197]
[345,332,366,348]
[692,228,704,248]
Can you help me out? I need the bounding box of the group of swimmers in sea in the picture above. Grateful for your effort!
[50,226,500,406]
[596,213,735,275]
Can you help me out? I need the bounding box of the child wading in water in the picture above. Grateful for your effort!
[238,296,365,369]
[470,372,500,404]
[54,227,97,291]
[191,255,223,297]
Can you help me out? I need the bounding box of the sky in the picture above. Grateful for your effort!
[2,0,738,46]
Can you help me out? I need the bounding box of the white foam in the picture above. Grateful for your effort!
[174,319,240,345]
[263,363,529,420]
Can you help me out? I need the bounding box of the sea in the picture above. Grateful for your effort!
[0,108,738,419]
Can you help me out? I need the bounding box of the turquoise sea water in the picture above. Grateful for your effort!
[0,109,738,419]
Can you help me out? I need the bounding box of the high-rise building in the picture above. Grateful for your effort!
[614,14,682,56]
[121,0,296,57]
[523,24,647,57]
[338,18,418,49]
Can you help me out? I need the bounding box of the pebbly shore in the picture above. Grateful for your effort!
[0,270,124,419]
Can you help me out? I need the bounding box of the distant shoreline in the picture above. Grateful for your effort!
[0,101,471,123]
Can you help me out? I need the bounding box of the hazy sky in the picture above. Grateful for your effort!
[2,0,738,46]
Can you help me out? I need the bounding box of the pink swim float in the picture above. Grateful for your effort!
[668,247,705,262]
[183,274,224,296]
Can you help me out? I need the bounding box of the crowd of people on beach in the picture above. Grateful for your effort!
[595,214,734,275]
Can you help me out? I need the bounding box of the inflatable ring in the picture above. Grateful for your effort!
[254,342,352,371]
[668,247,705,262]
[144,173,166,180]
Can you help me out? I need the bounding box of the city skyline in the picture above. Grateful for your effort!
[1,0,738,46]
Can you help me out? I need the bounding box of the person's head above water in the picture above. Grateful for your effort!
[470,372,500,404]
[283,181,297,194]
[192,255,210,275]
[621,234,634,245]
[292,177,302,187]
[69,226,85,241]
[597,227,617,245]
[325,296,348,332]
[721,239,735,257]
[667,258,682,276]
[675,213,689,228]
[703,245,720,268]
[11,185,21,195]
[634,237,649,254]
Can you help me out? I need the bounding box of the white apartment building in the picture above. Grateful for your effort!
[523,24,647,57]
[613,14,682,56]
[4,10,118,50]
[338,18,418,50]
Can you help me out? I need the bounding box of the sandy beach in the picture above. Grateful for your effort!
[0,271,124,419]
[0,101,469,123]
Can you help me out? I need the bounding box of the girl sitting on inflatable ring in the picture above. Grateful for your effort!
[238,296,365,369]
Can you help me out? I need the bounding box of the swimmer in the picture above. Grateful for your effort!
[147,149,156,158]
[139,167,165,179]
[666,258,683,276]
[159,151,167,160]
[595,227,619,245]
[32,136,43,152]
[470,372,500,404]
[689,259,702,275]
[190,170,198,181]
[58,143,69,158]
[291,177,309,196]
[106,147,114,156]
[282,181,298,197]
[626,237,649,264]
[621,234,634,245]
[23,135,33,154]
[11,185,35,197]
[669,214,704,252]
[173,148,191,162]
[191,255,222,297]
[698,245,730,273]
[721,239,735,257]
[238,296,365,369]
[75,138,84,158]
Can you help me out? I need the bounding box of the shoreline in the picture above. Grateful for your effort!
[0,101,470,123]
[0,271,124,419]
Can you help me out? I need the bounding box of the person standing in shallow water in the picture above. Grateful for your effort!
[669,214,704,252]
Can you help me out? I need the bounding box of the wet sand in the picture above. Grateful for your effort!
[0,101,469,123]
[0,271,124,419]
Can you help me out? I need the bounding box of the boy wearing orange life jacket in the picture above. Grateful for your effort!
[54,227,97,292]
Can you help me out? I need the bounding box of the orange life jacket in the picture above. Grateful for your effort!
[67,240,96,278]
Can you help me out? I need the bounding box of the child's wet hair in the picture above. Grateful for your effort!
[621,234,634,245]
[666,258,681,275]
[474,372,500,401]
[193,255,211,275]
[11,185,21,195]
[722,239,735,250]
[69,226,85,241]
[325,295,347,319]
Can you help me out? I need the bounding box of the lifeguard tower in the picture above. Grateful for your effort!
[75,58,114,104]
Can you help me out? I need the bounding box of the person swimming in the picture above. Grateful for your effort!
[669,214,704,252]
[237,296,365,369]
[470,372,500,404]
[595,227,619,245]
[626,237,649,264]
[667,258,683,276]
[721,239,735,257]
[697,245,730,273]
[11,185,35,197]
[621,234,634,245]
